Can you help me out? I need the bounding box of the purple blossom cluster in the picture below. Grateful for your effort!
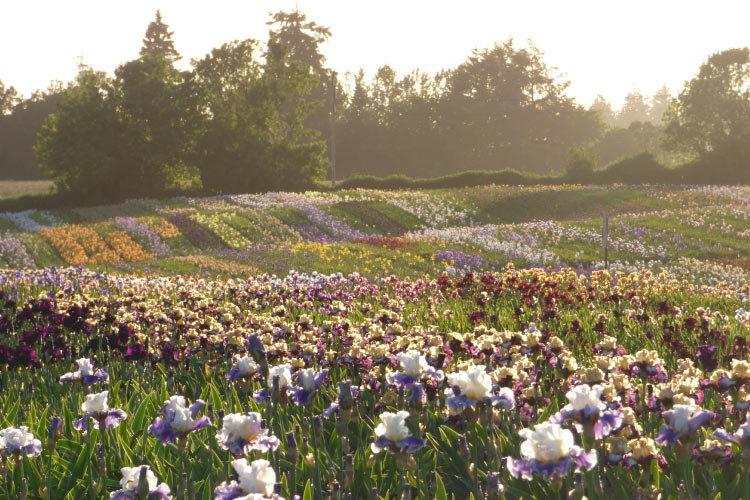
[0,231,35,268]
[434,250,488,272]
[297,205,366,241]
[114,217,171,256]
[166,214,225,249]
[294,224,337,243]
[267,192,366,241]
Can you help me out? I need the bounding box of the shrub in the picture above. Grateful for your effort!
[595,152,671,184]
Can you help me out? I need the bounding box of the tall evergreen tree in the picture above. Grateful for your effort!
[589,94,616,127]
[267,10,333,176]
[616,88,650,127]
[649,84,672,124]
[266,10,331,76]
[140,10,181,64]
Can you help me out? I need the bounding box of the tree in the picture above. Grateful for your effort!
[440,39,602,174]
[266,10,333,176]
[590,94,616,126]
[35,69,126,198]
[663,48,750,157]
[649,84,672,124]
[0,86,63,180]
[114,53,201,196]
[593,121,665,166]
[191,39,327,193]
[565,147,597,181]
[0,79,20,115]
[36,15,199,200]
[253,40,329,191]
[140,10,181,64]
[616,88,650,127]
[266,10,331,76]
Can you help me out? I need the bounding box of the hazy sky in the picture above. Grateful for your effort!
[2,1,749,107]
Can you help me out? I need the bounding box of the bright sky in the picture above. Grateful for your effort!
[2,0,749,108]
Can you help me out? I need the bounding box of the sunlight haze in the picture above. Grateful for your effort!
[2,0,750,107]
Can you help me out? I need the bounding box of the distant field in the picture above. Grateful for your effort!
[0,184,747,286]
[0,179,54,198]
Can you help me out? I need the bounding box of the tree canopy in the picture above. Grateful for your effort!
[2,9,744,191]
[34,11,327,200]
[663,48,750,157]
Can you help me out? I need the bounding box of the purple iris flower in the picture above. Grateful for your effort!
[444,366,514,418]
[59,357,109,385]
[226,355,260,381]
[385,350,444,388]
[73,391,127,431]
[214,458,290,500]
[0,426,42,459]
[656,403,714,446]
[216,412,280,456]
[714,414,750,448]
[109,465,172,499]
[445,385,515,417]
[507,422,597,481]
[288,368,328,406]
[148,396,211,445]
[696,345,719,372]
[370,411,426,455]
[406,383,427,407]
[324,381,360,418]
[254,364,292,403]
[549,384,622,440]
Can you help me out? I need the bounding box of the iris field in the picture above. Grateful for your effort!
[0,184,748,499]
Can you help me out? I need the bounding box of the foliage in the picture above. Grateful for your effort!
[0,79,21,115]
[140,9,181,64]
[0,87,63,180]
[334,40,603,179]
[595,153,671,184]
[593,121,667,167]
[34,68,126,201]
[193,39,328,194]
[565,148,597,181]
[114,53,202,197]
[663,48,750,158]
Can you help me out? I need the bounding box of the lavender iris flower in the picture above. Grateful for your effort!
[655,403,714,446]
[549,384,623,440]
[60,357,109,384]
[288,368,328,406]
[73,391,127,431]
[148,396,211,445]
[0,426,42,459]
[507,422,597,480]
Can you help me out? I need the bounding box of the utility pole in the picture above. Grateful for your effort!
[330,71,337,188]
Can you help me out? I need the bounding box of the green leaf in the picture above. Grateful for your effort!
[435,473,447,500]
[650,458,659,490]
[3,396,20,426]
[131,392,153,434]
[303,479,312,500]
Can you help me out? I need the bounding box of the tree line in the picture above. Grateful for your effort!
[0,10,749,200]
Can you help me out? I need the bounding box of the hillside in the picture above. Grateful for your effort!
[0,184,747,286]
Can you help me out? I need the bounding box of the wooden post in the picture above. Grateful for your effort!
[602,214,609,270]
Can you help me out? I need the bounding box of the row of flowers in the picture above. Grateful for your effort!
[37,224,154,266]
